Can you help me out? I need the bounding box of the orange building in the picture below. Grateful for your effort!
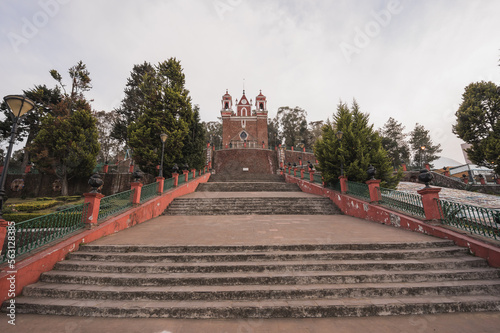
[221,90,269,148]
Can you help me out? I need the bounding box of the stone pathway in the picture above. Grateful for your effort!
[397,182,500,209]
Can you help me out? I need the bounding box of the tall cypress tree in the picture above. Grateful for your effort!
[127,58,205,177]
[315,101,400,189]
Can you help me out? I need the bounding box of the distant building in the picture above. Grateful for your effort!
[220,89,268,148]
[461,143,473,164]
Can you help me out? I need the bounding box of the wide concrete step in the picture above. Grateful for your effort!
[8,295,500,318]
[52,257,487,274]
[197,182,301,192]
[65,247,469,264]
[38,268,499,286]
[76,241,457,253]
[23,280,500,301]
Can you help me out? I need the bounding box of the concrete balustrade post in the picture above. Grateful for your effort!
[402,163,407,171]
[366,179,382,203]
[300,168,305,179]
[156,177,165,194]
[172,173,179,187]
[339,176,348,193]
[191,169,196,179]
[130,182,143,204]
[309,170,314,182]
[0,219,12,258]
[293,167,298,177]
[83,192,105,229]
[417,187,442,221]
[183,170,189,182]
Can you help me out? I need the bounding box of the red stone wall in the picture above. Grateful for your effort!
[214,149,278,175]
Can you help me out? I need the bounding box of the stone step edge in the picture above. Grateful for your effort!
[40,267,498,281]
[58,256,481,269]
[7,296,500,318]
[78,241,455,252]
[25,279,500,294]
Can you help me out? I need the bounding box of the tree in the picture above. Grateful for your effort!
[204,120,223,148]
[29,61,100,195]
[379,117,410,169]
[273,106,309,148]
[453,81,500,174]
[307,120,324,148]
[267,118,280,147]
[409,123,442,168]
[94,110,124,163]
[314,100,400,188]
[0,85,62,170]
[127,58,205,177]
[111,61,156,144]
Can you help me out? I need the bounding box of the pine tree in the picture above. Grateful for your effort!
[379,117,410,169]
[409,123,442,168]
[315,101,400,188]
[127,58,205,177]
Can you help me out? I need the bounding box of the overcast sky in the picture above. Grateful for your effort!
[1,0,499,163]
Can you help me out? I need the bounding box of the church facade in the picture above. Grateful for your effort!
[220,90,268,148]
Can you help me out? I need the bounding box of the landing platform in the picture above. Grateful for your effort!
[91,213,436,247]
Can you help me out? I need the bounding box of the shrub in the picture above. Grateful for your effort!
[12,200,59,212]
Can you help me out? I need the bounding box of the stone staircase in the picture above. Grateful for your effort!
[196,182,302,192]
[7,241,500,318]
[163,173,341,215]
[4,172,500,318]
[163,197,341,215]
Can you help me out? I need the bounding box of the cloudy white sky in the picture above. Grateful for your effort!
[1,0,499,163]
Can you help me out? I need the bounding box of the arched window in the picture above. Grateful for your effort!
[259,102,264,110]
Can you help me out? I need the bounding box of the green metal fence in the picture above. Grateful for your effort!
[328,181,342,192]
[140,182,159,203]
[164,177,175,192]
[1,203,89,263]
[177,173,187,185]
[437,199,500,240]
[98,189,135,221]
[379,187,425,218]
[312,173,323,185]
[346,181,370,200]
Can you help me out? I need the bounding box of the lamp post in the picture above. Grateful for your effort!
[420,146,426,169]
[336,131,344,176]
[0,95,36,219]
[159,133,168,178]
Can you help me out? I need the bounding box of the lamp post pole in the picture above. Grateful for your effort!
[0,95,36,219]
[159,133,168,178]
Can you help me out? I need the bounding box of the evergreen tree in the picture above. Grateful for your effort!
[453,81,500,174]
[315,101,400,188]
[379,117,410,169]
[111,61,156,144]
[409,123,442,168]
[127,58,205,177]
[29,61,100,195]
